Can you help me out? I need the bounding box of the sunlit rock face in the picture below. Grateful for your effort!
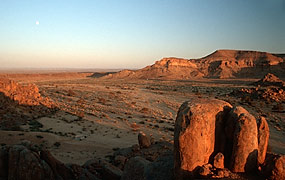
[174,98,270,179]
[102,50,285,80]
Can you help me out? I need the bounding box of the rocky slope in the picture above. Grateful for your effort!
[1,99,284,180]
[0,78,57,130]
[102,50,285,79]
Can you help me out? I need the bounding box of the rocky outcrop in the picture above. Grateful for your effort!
[253,73,285,87]
[174,98,232,178]
[231,86,285,103]
[102,50,285,80]
[230,111,258,172]
[0,78,57,130]
[1,145,55,180]
[174,98,276,179]
[121,156,150,180]
[0,142,118,180]
[0,78,54,107]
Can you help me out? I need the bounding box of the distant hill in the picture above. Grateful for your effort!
[102,50,285,79]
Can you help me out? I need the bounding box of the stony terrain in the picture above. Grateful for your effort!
[103,50,285,79]
[0,68,284,179]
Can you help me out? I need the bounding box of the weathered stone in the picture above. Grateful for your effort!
[66,163,99,180]
[213,152,224,169]
[145,152,174,180]
[121,156,150,180]
[174,98,232,178]
[40,150,74,180]
[8,145,54,180]
[114,155,127,170]
[230,110,258,173]
[261,153,285,180]
[138,132,151,148]
[83,159,122,180]
[257,116,269,165]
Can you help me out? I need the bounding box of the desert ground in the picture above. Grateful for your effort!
[0,72,284,166]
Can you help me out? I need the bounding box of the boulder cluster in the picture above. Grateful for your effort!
[174,98,284,179]
[0,139,174,180]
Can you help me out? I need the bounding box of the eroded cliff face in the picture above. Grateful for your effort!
[102,50,285,79]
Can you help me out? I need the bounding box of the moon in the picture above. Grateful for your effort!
[36,21,40,25]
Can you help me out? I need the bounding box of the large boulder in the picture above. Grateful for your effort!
[8,145,54,180]
[0,144,101,180]
[174,98,270,178]
[229,111,258,172]
[83,159,122,180]
[121,156,150,180]
[257,116,269,165]
[40,150,74,180]
[174,98,232,178]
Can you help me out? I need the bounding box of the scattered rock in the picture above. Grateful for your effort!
[253,73,285,87]
[213,152,224,169]
[138,132,151,148]
[121,156,150,180]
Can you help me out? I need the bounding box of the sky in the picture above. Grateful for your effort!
[0,0,284,69]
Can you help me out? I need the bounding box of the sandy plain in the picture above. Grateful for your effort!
[0,73,284,165]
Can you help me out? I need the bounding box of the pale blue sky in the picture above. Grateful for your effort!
[0,0,284,68]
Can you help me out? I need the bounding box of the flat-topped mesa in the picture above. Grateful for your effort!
[100,49,285,80]
[153,58,197,68]
[203,50,283,63]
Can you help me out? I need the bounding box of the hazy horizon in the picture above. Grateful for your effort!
[1,0,284,69]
